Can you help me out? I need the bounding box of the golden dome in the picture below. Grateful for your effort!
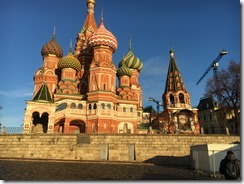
[87,0,95,5]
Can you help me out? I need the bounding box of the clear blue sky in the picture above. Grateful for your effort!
[0,0,240,127]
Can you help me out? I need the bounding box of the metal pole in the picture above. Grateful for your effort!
[212,150,216,177]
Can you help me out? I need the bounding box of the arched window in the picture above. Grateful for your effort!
[56,103,67,111]
[107,104,111,109]
[130,107,133,112]
[78,104,83,109]
[101,103,105,109]
[93,103,97,109]
[88,104,92,110]
[179,93,185,103]
[170,94,175,104]
[71,103,76,109]
[123,107,126,112]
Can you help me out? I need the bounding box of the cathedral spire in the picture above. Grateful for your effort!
[164,50,185,94]
[69,39,73,53]
[87,0,95,13]
[52,26,56,39]
[129,37,132,50]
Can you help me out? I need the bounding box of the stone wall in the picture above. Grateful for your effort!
[0,134,240,166]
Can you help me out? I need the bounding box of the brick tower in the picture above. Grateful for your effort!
[158,50,200,134]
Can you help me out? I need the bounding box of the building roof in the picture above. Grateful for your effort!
[88,20,118,52]
[33,82,53,102]
[164,50,186,93]
[117,64,132,77]
[41,36,63,58]
[143,105,157,117]
[119,48,143,72]
[197,96,218,110]
[58,52,81,71]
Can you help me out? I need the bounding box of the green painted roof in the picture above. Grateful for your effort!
[33,82,53,102]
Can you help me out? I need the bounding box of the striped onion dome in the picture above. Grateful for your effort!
[117,65,132,77]
[58,52,81,71]
[41,37,63,58]
[119,49,143,71]
[88,21,118,52]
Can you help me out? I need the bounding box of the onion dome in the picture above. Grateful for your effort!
[41,37,63,58]
[119,49,143,71]
[117,65,132,77]
[88,21,118,52]
[58,52,81,71]
[87,0,95,5]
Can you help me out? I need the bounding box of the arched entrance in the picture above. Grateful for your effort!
[69,120,86,133]
[54,119,86,134]
[32,111,49,133]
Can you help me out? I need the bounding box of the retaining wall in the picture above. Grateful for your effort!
[0,134,240,166]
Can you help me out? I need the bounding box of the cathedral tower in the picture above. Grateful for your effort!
[158,50,199,134]
[162,50,191,109]
[75,0,97,95]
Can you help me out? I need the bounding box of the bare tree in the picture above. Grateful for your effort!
[204,61,240,134]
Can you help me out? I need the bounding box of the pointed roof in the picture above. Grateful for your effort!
[82,0,97,34]
[164,50,186,93]
[33,82,53,102]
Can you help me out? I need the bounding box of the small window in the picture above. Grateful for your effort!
[170,94,174,104]
[78,104,83,109]
[93,103,97,109]
[123,107,126,112]
[88,104,92,110]
[101,103,105,109]
[71,103,76,109]
[107,104,111,109]
[130,107,133,112]
[179,93,185,103]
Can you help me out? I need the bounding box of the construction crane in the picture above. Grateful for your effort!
[148,97,163,114]
[196,50,228,85]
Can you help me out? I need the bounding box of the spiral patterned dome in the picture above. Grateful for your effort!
[41,37,63,58]
[119,49,143,71]
[117,65,132,77]
[58,52,81,71]
[88,21,118,52]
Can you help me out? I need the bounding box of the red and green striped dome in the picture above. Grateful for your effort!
[58,52,81,71]
[41,37,63,58]
[119,49,143,71]
[117,65,132,77]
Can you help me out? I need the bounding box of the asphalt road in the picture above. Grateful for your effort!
[0,158,224,181]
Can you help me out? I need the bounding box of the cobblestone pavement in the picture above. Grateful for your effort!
[0,158,224,181]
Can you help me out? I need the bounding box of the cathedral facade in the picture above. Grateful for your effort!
[22,0,143,134]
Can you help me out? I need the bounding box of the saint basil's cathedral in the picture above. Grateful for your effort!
[22,0,200,134]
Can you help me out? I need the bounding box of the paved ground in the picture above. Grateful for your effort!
[0,158,224,181]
